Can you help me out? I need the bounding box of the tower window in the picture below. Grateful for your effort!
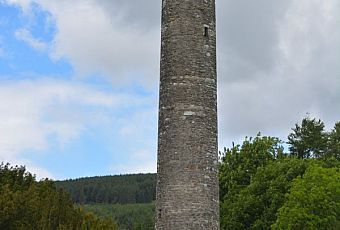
[204,26,209,37]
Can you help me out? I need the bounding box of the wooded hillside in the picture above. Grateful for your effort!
[55,173,156,204]
[1,117,339,229]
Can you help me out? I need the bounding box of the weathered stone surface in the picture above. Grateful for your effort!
[156,0,219,229]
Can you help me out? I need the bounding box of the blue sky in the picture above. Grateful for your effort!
[1,0,339,179]
[0,0,159,179]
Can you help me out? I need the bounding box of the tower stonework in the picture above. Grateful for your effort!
[156,0,219,229]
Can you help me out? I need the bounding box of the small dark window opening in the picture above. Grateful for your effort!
[158,209,162,219]
[204,26,209,37]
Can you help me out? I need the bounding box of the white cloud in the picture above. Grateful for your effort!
[119,108,157,138]
[114,162,156,175]
[3,158,55,180]
[132,150,152,161]
[3,0,161,86]
[217,0,340,146]
[0,78,151,170]
[35,0,161,87]
[15,28,48,52]
[3,0,340,154]
[2,0,32,13]
[112,149,156,174]
[114,108,158,174]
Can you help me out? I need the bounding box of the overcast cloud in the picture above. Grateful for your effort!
[0,77,153,176]
[34,0,340,143]
[217,0,340,144]
[36,0,161,87]
[2,0,340,177]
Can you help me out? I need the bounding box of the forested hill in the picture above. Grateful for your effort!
[55,173,156,204]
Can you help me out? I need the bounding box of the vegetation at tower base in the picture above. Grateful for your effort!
[1,117,338,229]
[219,117,340,230]
[0,163,118,230]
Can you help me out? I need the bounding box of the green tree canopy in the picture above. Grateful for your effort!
[0,163,118,230]
[219,134,284,200]
[327,122,340,160]
[219,118,340,229]
[220,158,309,230]
[287,117,328,158]
[273,164,340,230]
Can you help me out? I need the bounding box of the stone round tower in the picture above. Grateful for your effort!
[156,0,219,229]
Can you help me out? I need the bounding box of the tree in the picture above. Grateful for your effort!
[273,164,340,230]
[326,122,340,160]
[287,117,328,158]
[0,163,118,230]
[220,158,309,230]
[55,173,156,204]
[219,134,284,200]
[219,118,339,229]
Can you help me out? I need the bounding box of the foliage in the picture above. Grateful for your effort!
[0,163,118,230]
[82,203,155,230]
[327,122,340,160]
[219,134,284,200]
[288,117,328,158]
[273,164,340,230]
[3,116,338,229]
[55,173,156,204]
[80,211,118,230]
[55,173,157,229]
[219,117,340,230]
[220,158,309,230]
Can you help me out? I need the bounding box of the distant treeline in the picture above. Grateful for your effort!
[55,173,156,204]
[2,117,339,229]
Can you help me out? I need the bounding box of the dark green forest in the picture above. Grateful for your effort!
[54,174,156,229]
[1,117,339,229]
[55,174,156,204]
[82,203,154,230]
